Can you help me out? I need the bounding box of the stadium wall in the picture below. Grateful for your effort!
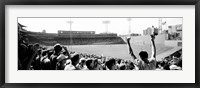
[123,34,166,45]
[24,31,125,46]
[165,40,182,47]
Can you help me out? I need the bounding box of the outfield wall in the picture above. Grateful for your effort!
[165,40,182,47]
[122,34,182,47]
[121,34,166,45]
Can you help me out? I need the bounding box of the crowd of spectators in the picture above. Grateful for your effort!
[18,34,182,70]
[156,50,182,70]
[18,43,136,70]
[18,23,182,70]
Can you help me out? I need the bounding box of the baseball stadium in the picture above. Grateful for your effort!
[18,19,182,70]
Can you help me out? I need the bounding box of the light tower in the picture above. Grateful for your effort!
[67,18,73,31]
[127,18,132,35]
[158,18,162,33]
[67,18,73,45]
[103,20,110,33]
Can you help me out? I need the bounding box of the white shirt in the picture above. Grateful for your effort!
[64,64,76,70]
[135,57,156,70]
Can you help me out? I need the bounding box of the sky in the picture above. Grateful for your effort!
[18,18,182,35]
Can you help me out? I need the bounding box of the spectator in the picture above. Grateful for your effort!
[18,43,28,70]
[85,59,95,70]
[119,64,126,70]
[32,49,42,70]
[126,34,157,70]
[105,59,117,70]
[50,44,62,70]
[56,54,69,70]
[76,58,88,70]
[71,54,81,68]
[18,41,181,70]
[41,56,52,70]
[64,60,76,70]
[24,43,40,70]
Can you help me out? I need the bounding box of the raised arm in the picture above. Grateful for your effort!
[126,37,137,59]
[150,34,156,59]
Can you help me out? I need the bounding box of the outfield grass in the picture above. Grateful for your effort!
[63,44,173,61]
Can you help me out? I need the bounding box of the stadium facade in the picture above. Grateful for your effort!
[18,24,125,46]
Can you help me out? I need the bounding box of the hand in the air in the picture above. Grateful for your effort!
[126,37,131,42]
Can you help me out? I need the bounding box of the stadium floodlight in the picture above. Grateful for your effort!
[158,18,162,32]
[103,20,110,33]
[67,18,73,31]
[67,18,74,45]
[127,18,132,35]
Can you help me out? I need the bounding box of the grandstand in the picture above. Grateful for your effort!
[20,30,126,46]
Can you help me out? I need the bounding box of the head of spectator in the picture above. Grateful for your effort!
[117,59,121,65]
[173,51,181,58]
[119,64,126,70]
[139,51,149,63]
[170,56,179,65]
[71,54,80,67]
[37,49,42,56]
[47,50,54,58]
[41,50,48,57]
[27,44,40,57]
[76,57,88,70]
[56,54,68,70]
[156,61,163,69]
[128,62,135,70]
[105,59,117,70]
[125,60,128,65]
[78,58,86,66]
[86,59,94,70]
[27,44,33,51]
[33,43,40,51]
[92,59,103,70]
[53,43,62,54]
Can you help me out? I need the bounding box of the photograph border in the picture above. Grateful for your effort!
[0,0,200,88]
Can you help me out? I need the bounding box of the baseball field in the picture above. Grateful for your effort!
[63,43,173,61]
